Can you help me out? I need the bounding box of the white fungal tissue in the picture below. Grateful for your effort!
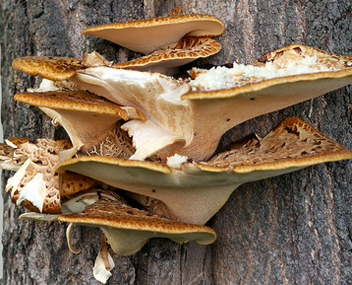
[189,55,336,91]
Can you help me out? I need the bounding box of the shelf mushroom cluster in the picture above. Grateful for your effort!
[3,9,352,284]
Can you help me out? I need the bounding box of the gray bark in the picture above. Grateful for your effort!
[1,0,352,284]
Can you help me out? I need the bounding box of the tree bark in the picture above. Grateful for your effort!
[1,0,352,284]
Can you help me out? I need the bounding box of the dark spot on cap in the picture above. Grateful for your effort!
[293,46,302,54]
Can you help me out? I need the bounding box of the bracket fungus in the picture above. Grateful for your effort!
[19,188,216,284]
[4,8,352,284]
[57,116,352,224]
[12,44,352,161]
[59,191,216,255]
[14,90,139,156]
[82,9,224,75]
[82,14,224,55]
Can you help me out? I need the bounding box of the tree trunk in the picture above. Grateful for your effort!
[1,0,352,284]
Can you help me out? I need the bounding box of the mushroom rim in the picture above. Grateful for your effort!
[56,147,352,176]
[56,156,172,174]
[82,14,225,36]
[195,151,352,173]
[256,43,352,61]
[14,91,128,117]
[183,69,352,100]
[58,215,217,236]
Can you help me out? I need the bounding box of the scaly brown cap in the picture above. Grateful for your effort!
[59,192,216,256]
[12,56,86,81]
[15,90,129,119]
[114,37,222,73]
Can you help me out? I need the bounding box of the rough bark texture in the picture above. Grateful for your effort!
[1,0,352,284]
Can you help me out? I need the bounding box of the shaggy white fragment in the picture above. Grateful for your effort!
[28,79,59,92]
[167,154,188,169]
[122,119,185,160]
[93,234,115,284]
[16,173,45,212]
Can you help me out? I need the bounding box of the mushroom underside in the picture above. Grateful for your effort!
[11,44,352,161]
[57,116,352,224]
[20,189,217,256]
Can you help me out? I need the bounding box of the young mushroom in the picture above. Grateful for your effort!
[57,117,352,224]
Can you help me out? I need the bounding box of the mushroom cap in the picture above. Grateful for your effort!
[0,143,16,160]
[82,14,224,54]
[12,56,87,81]
[14,91,139,154]
[57,117,352,224]
[58,192,216,256]
[14,90,129,119]
[196,116,352,171]
[5,137,72,150]
[113,37,222,73]
[12,52,111,81]
[254,43,352,69]
[2,138,101,212]
[5,137,32,148]
[70,59,352,160]
[185,43,352,100]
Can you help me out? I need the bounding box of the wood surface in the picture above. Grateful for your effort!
[1,0,352,284]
